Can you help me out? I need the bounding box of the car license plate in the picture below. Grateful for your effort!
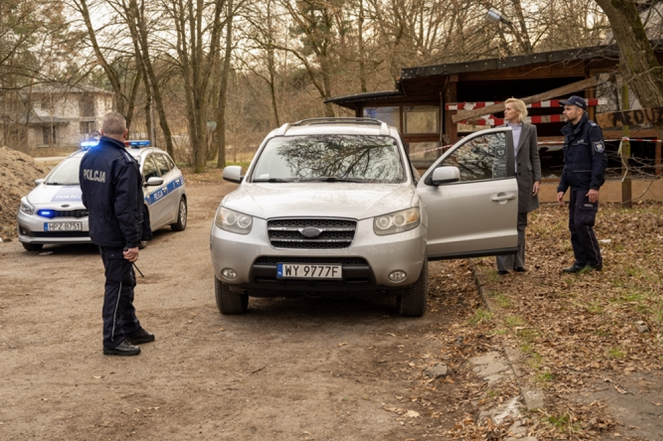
[277,263,342,279]
[45,222,83,231]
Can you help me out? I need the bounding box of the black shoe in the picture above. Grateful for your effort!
[103,340,141,356]
[497,270,509,275]
[127,328,155,345]
[562,264,585,273]
[587,262,603,271]
[514,267,527,272]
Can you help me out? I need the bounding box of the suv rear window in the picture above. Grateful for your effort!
[250,135,405,184]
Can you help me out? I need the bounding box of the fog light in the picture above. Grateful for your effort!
[389,271,407,282]
[221,268,237,279]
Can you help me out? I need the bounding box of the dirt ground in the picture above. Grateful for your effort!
[2,149,662,440]
[0,175,509,441]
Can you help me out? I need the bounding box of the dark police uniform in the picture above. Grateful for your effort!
[79,135,151,350]
[557,112,608,268]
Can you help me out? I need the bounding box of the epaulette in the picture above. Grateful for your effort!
[119,149,137,164]
[588,120,598,127]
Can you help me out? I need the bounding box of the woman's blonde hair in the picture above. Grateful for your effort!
[505,98,527,122]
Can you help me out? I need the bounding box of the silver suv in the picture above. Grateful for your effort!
[210,118,519,316]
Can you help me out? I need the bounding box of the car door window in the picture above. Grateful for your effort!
[441,132,508,182]
[154,154,173,176]
[142,156,159,180]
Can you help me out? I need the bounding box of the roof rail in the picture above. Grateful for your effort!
[289,117,390,135]
[274,123,291,136]
[292,117,383,127]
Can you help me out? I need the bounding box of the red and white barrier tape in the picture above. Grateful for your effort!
[409,137,660,156]
[446,98,606,110]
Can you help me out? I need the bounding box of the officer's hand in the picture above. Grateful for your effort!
[586,188,599,204]
[123,247,139,262]
[557,191,565,206]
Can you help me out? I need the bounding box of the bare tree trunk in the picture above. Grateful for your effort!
[216,0,234,169]
[168,0,225,173]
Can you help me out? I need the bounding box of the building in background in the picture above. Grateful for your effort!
[0,84,113,150]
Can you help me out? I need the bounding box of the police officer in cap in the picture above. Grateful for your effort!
[80,112,154,356]
[556,95,608,273]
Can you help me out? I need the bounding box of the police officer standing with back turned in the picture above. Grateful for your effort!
[556,96,608,273]
[80,112,155,356]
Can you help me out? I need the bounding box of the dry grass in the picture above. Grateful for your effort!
[471,202,663,439]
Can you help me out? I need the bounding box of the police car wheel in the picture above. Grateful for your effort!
[171,197,187,232]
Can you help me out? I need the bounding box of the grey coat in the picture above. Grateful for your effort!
[509,122,542,213]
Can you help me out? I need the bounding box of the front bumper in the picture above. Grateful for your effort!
[17,211,91,245]
[210,217,427,297]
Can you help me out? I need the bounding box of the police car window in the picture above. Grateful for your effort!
[441,132,507,182]
[142,156,159,180]
[154,154,173,176]
[45,155,82,185]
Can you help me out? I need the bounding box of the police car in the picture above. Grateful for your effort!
[17,140,187,251]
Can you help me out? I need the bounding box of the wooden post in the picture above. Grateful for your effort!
[443,75,458,145]
[621,83,632,208]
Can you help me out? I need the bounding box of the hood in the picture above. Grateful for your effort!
[26,184,85,208]
[222,183,417,220]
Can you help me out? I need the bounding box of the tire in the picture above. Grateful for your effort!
[215,276,248,314]
[22,243,44,251]
[170,197,187,231]
[396,257,428,317]
[139,205,150,249]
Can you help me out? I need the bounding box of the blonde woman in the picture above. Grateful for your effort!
[497,98,542,275]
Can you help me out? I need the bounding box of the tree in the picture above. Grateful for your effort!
[69,0,141,127]
[1,0,84,148]
[162,0,228,172]
[119,0,176,156]
[594,0,663,133]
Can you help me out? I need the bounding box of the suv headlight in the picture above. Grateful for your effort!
[374,208,420,236]
[20,198,35,215]
[215,206,253,234]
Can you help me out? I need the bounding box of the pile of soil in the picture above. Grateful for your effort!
[0,147,49,241]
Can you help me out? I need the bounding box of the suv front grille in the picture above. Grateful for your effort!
[267,219,356,249]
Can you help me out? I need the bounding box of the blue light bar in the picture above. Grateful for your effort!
[127,140,151,148]
[80,141,99,149]
[37,209,56,219]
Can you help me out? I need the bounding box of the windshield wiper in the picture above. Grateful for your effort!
[297,177,366,183]
[252,177,290,183]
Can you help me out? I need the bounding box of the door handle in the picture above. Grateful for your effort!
[491,193,516,203]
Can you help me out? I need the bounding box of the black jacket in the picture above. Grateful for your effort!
[80,136,145,249]
[557,113,608,193]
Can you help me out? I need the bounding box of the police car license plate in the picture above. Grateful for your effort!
[45,222,83,231]
[277,263,342,279]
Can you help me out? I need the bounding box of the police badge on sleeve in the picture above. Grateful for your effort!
[593,140,605,153]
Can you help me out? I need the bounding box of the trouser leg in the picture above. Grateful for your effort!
[100,247,141,349]
[514,211,528,269]
[571,189,601,267]
[568,190,586,266]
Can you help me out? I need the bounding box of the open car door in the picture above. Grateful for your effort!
[417,127,519,260]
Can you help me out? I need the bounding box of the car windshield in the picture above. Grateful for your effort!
[45,155,83,185]
[250,135,405,183]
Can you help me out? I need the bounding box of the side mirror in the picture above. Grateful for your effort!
[223,165,243,184]
[430,166,460,186]
[145,176,164,186]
